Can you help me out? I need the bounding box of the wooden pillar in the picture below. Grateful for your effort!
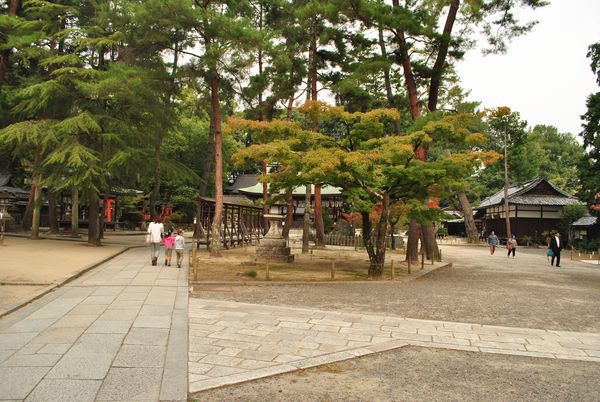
[237,206,241,246]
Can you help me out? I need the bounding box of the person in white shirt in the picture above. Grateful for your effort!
[147,217,164,266]
[549,231,562,267]
[174,229,186,268]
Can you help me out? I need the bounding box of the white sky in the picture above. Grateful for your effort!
[455,0,600,137]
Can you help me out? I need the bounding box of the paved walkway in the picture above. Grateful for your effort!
[0,247,188,401]
[188,298,600,393]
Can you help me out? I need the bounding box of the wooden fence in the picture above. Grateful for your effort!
[324,234,404,249]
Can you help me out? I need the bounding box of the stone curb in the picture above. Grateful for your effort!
[189,340,411,394]
[189,263,453,286]
[0,245,135,318]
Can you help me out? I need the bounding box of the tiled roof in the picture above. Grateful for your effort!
[477,177,578,209]
[509,195,579,206]
[226,174,261,193]
[237,183,342,196]
[571,216,598,227]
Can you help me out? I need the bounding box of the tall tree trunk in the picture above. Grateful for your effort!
[427,0,460,112]
[393,1,426,262]
[209,72,223,257]
[406,220,421,262]
[314,185,325,246]
[29,146,42,239]
[48,190,59,234]
[302,184,311,254]
[309,25,325,247]
[194,112,215,238]
[71,187,79,237]
[30,174,42,240]
[458,191,478,243]
[503,136,511,238]
[424,0,473,248]
[378,25,400,135]
[287,93,294,120]
[88,193,100,246]
[149,135,162,219]
[392,28,420,120]
[282,89,295,241]
[392,1,444,262]
[22,187,34,231]
[421,224,440,261]
[362,194,391,278]
[22,147,42,231]
[257,6,269,228]
[283,189,293,240]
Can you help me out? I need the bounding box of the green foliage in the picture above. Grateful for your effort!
[560,203,587,225]
[579,42,600,206]
[474,109,583,201]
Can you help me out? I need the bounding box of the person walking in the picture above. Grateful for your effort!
[163,229,175,266]
[174,229,185,269]
[147,216,164,266]
[488,230,499,255]
[550,231,562,267]
[507,234,517,258]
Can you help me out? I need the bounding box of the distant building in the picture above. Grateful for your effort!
[476,177,580,240]
[571,215,600,242]
[226,174,343,227]
[0,172,29,229]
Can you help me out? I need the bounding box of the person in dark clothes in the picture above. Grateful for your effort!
[550,231,562,267]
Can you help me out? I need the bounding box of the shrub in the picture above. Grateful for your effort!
[245,270,257,278]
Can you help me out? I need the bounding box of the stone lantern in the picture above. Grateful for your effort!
[256,214,294,262]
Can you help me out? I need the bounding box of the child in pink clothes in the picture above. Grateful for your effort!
[162,230,175,266]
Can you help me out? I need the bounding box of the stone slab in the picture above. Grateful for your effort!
[0,366,50,400]
[95,367,162,401]
[25,379,102,402]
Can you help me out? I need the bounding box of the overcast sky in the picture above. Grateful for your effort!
[455,0,600,137]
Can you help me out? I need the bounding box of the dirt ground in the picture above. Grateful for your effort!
[192,246,600,333]
[192,245,600,400]
[194,346,600,402]
[191,246,416,281]
[0,236,126,310]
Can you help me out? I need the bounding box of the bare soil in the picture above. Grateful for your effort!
[190,246,416,282]
[0,236,125,310]
[193,346,600,402]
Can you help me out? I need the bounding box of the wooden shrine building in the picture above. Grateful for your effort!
[476,177,580,241]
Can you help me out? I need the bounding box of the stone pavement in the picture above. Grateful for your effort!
[188,298,600,393]
[0,247,188,401]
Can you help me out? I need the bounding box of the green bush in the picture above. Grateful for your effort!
[245,270,257,278]
[575,239,600,252]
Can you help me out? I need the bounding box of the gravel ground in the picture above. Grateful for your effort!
[192,246,600,332]
[193,346,600,402]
